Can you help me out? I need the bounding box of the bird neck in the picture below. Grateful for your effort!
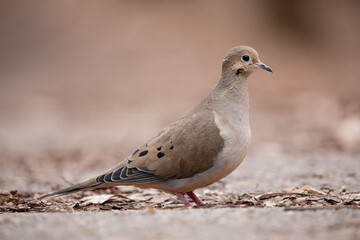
[210,72,249,108]
[192,72,250,124]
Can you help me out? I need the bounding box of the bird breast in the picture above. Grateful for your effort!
[212,110,251,176]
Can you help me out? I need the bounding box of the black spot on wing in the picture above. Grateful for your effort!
[170,146,174,150]
[157,146,162,151]
[139,150,148,157]
[157,152,165,158]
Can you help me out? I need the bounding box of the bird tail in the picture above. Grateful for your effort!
[38,177,103,200]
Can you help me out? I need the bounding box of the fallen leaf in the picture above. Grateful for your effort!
[290,185,327,195]
[79,194,115,205]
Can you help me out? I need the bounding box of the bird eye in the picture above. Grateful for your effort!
[241,54,251,62]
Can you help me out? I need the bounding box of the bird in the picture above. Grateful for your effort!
[39,46,272,206]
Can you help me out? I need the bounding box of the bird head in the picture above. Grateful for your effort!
[222,46,272,78]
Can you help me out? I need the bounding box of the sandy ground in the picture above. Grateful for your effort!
[1,208,359,240]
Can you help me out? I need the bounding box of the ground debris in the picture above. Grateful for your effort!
[0,186,359,213]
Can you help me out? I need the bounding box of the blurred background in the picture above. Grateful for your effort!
[0,0,359,192]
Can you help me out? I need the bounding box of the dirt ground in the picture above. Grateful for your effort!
[0,151,359,240]
[1,208,359,240]
[1,1,360,240]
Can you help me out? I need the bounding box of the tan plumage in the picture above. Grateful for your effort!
[39,46,272,206]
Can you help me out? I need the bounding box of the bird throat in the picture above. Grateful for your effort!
[213,74,249,103]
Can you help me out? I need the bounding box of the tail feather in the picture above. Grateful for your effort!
[38,177,102,200]
[39,163,127,200]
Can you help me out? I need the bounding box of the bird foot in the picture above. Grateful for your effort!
[175,191,205,206]
[175,192,191,206]
[186,191,205,206]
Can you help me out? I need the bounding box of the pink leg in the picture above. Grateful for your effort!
[186,191,205,206]
[175,192,190,206]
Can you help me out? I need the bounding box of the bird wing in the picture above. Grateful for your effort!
[97,110,225,184]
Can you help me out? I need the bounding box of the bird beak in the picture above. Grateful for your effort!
[255,62,272,72]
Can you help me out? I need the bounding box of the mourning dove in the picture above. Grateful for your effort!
[40,46,272,206]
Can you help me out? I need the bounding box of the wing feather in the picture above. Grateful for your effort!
[96,110,224,185]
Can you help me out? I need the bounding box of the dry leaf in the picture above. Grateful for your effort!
[79,194,115,205]
[290,185,327,195]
